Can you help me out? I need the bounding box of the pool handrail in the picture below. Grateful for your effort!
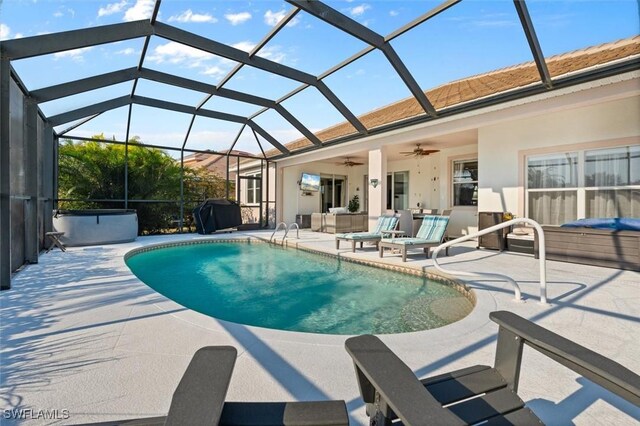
[269,222,288,243]
[431,218,547,304]
[286,222,300,241]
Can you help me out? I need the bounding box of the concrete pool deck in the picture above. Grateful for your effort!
[1,230,639,425]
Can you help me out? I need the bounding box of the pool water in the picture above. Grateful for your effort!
[126,241,473,335]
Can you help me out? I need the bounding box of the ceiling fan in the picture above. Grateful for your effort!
[336,157,364,167]
[400,144,439,157]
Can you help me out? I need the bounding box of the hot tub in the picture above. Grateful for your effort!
[53,209,138,247]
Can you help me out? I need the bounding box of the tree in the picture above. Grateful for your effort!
[58,134,228,234]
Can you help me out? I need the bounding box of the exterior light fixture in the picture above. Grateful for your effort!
[369,178,379,188]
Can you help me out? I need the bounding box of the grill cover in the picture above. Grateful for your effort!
[193,199,242,234]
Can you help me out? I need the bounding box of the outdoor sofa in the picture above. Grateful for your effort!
[335,215,399,252]
[311,211,368,234]
[346,310,640,425]
[379,215,450,262]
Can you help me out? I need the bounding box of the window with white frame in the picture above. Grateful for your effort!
[245,173,261,205]
[452,159,478,206]
[526,145,639,225]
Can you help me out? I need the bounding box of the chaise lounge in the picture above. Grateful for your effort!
[335,215,399,252]
[346,311,640,425]
[379,215,450,262]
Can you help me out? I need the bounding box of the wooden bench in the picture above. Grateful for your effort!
[346,311,640,425]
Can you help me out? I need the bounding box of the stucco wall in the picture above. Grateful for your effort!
[478,96,640,217]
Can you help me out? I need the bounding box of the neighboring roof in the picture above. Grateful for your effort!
[183,150,252,176]
[266,36,640,157]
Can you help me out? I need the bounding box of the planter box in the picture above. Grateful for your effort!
[535,226,639,271]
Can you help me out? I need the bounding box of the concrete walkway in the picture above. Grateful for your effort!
[1,230,638,425]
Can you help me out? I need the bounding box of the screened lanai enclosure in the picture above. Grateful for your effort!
[2,0,639,288]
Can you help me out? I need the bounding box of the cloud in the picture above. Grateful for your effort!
[202,66,226,77]
[0,24,10,40]
[224,12,252,25]
[231,41,287,63]
[98,0,128,17]
[389,10,399,17]
[264,9,299,27]
[168,9,217,23]
[54,7,76,18]
[14,33,24,39]
[148,42,214,66]
[349,4,370,17]
[116,47,138,55]
[446,13,517,29]
[53,47,94,62]
[123,0,154,21]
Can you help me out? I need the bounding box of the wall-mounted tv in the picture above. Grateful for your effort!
[300,173,321,192]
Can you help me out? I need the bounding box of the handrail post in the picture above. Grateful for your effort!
[431,218,547,304]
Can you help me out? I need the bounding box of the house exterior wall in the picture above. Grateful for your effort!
[478,95,640,218]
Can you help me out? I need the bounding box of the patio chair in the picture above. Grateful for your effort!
[335,215,398,253]
[88,346,348,426]
[379,215,449,261]
[345,310,640,426]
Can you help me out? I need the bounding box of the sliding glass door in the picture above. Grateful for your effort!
[386,171,409,210]
[320,175,346,212]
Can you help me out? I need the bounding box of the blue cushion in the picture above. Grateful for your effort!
[415,215,449,240]
[561,218,640,231]
[344,233,382,240]
[382,237,439,246]
[372,216,398,234]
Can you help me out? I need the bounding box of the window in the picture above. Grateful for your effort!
[584,146,640,218]
[245,174,261,205]
[526,145,640,225]
[527,153,578,225]
[452,160,478,206]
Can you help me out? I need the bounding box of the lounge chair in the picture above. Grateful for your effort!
[379,215,449,261]
[345,311,640,426]
[335,215,398,253]
[91,346,348,426]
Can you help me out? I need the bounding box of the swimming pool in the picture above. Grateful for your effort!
[126,240,474,335]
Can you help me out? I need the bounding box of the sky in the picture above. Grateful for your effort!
[1,0,638,156]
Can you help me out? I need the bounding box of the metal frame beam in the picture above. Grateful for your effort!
[57,113,102,137]
[288,0,436,116]
[132,95,247,124]
[513,0,552,88]
[61,134,266,159]
[48,95,131,127]
[0,55,11,289]
[32,67,321,147]
[2,20,153,60]
[24,98,39,263]
[31,68,138,103]
[50,95,291,155]
[153,21,365,134]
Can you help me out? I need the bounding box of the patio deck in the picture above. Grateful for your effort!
[1,230,638,425]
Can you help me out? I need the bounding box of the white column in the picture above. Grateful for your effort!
[367,147,387,231]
